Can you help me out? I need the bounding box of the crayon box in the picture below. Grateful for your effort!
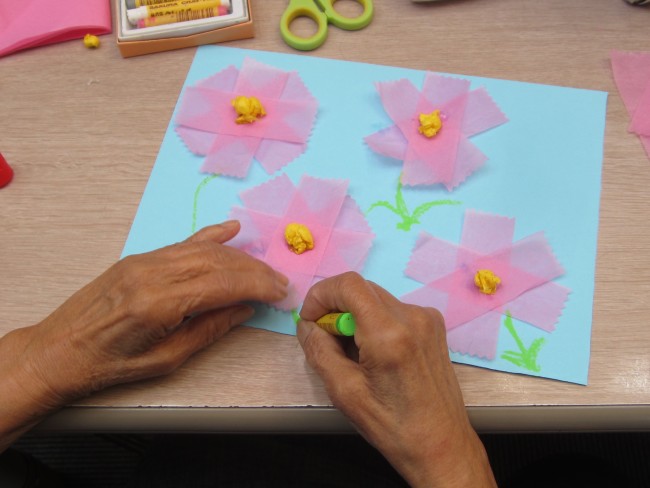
[115,0,254,57]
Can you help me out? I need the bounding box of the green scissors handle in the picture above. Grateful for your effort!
[280,0,374,51]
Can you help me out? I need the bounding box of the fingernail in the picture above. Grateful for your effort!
[220,220,239,228]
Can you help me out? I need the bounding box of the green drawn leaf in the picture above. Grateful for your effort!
[501,351,526,368]
[367,175,461,231]
[367,200,399,215]
[524,338,546,372]
[500,311,546,373]
[412,199,462,221]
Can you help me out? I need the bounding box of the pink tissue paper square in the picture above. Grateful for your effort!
[0,0,112,58]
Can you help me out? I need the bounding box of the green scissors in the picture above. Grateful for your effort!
[280,0,374,51]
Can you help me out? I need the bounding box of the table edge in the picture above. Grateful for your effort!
[32,405,650,434]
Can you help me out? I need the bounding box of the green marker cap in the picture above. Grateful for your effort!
[336,313,356,336]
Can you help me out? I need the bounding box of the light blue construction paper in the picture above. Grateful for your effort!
[122,46,607,385]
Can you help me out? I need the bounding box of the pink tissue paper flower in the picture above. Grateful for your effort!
[365,73,508,190]
[611,50,650,160]
[401,210,570,360]
[175,57,319,178]
[227,174,375,310]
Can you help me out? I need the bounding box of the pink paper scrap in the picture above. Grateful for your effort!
[0,0,112,58]
[611,50,650,159]
[401,210,570,360]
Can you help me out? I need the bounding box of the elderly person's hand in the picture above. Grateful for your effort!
[298,273,496,488]
[0,220,287,451]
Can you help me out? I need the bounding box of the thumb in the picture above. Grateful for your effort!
[187,220,241,245]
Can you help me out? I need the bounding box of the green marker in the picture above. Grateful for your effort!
[315,312,356,337]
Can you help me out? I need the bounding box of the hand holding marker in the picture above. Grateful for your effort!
[126,0,231,28]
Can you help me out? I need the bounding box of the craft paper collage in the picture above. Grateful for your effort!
[122,46,607,385]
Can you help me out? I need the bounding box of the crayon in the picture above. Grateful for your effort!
[126,0,174,8]
[136,6,228,27]
[127,0,230,24]
[315,313,356,337]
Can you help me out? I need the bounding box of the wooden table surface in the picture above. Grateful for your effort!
[1,0,649,432]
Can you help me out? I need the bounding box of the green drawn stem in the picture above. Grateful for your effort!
[367,176,461,231]
[500,312,545,373]
[191,174,220,233]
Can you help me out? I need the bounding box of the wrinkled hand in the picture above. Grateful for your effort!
[297,273,496,488]
[4,220,288,410]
